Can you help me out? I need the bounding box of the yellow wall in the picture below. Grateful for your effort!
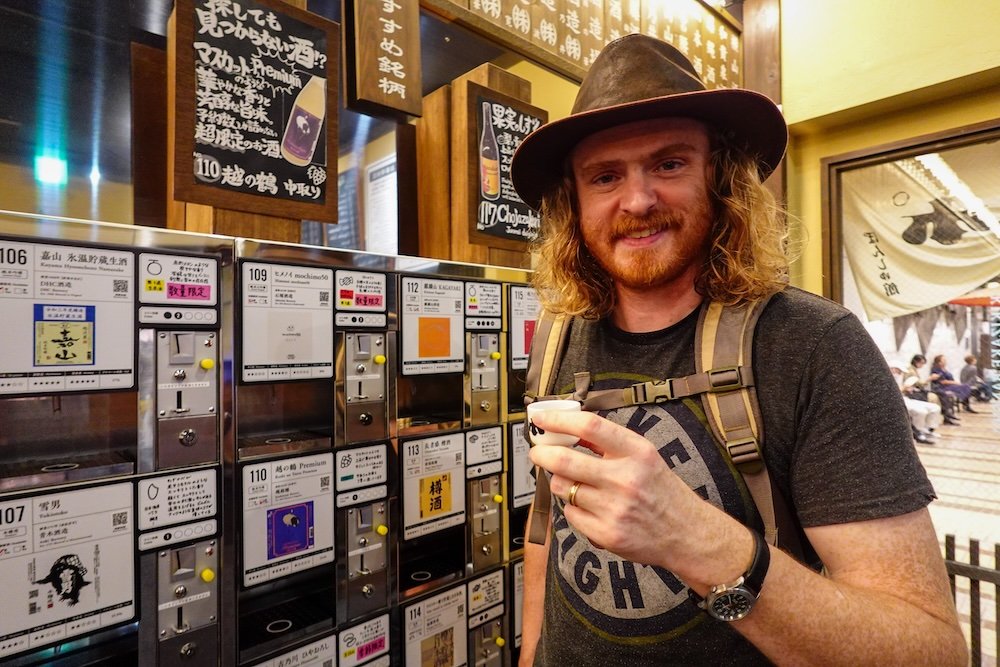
[781,0,1000,295]
[501,57,578,122]
[0,163,133,225]
[782,0,1000,126]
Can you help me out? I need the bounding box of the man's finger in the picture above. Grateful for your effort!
[529,410,642,458]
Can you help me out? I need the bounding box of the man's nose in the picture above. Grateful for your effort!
[619,173,657,216]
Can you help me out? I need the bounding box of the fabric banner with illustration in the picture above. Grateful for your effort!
[841,161,1000,321]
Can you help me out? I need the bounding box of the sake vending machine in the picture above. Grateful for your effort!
[464,280,503,426]
[465,427,505,574]
[0,214,225,667]
[334,267,397,624]
[229,239,340,665]
[504,284,540,559]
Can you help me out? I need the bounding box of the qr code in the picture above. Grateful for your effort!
[319,291,329,304]
[112,511,128,527]
[113,279,128,293]
[320,475,330,490]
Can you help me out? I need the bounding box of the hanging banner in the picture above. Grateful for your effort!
[841,161,1000,320]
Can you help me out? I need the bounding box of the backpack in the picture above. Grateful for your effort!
[522,296,805,557]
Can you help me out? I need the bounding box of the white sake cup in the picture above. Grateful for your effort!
[526,400,581,447]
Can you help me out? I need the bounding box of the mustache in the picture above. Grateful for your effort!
[610,211,685,241]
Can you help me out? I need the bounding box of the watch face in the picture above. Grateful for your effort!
[709,588,755,621]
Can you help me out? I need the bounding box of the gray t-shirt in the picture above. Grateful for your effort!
[534,287,935,666]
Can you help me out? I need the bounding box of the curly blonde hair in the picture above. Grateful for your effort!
[530,130,789,319]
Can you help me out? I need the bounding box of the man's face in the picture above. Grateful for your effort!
[571,117,714,293]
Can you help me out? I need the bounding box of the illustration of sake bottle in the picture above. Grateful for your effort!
[281,75,326,166]
[479,102,500,201]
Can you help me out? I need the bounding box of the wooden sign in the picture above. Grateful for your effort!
[465,82,546,251]
[171,0,339,222]
[343,0,422,118]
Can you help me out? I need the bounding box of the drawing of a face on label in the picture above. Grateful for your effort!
[36,554,91,606]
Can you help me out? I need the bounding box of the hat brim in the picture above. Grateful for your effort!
[510,87,787,210]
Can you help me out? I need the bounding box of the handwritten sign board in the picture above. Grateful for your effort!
[344,0,422,118]
[172,0,339,222]
[466,82,546,251]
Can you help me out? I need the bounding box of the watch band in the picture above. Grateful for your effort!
[741,528,770,596]
[689,528,770,605]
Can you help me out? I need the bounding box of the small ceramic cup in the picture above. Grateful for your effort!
[526,400,581,447]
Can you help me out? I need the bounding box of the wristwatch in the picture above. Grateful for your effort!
[690,529,770,622]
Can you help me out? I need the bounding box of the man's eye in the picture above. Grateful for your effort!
[592,173,616,185]
[657,159,682,171]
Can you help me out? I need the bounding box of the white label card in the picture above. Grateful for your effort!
[465,282,502,318]
[338,613,391,666]
[513,560,524,647]
[0,240,134,395]
[510,422,535,508]
[400,277,464,375]
[241,453,335,587]
[466,427,503,467]
[335,270,387,312]
[508,285,540,371]
[255,633,337,667]
[138,253,218,306]
[0,483,135,659]
[468,569,505,618]
[138,469,217,531]
[240,262,333,382]
[335,444,388,492]
[404,585,467,667]
[402,433,465,540]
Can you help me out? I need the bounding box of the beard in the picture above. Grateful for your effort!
[581,202,714,291]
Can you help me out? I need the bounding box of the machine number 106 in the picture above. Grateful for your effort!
[0,247,28,265]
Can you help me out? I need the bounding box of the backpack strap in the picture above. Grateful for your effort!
[696,297,798,550]
[524,310,572,545]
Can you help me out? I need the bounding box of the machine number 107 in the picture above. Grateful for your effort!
[0,505,26,525]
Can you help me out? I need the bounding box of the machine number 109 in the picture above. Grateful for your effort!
[0,505,26,525]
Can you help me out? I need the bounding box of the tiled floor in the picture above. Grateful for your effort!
[917,402,999,666]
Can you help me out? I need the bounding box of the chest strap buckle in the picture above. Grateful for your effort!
[628,378,675,405]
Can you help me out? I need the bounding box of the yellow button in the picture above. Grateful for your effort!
[490,351,501,360]
[200,568,216,583]
[495,637,506,647]
[376,524,389,536]
[374,354,387,365]
[199,358,215,371]
[492,494,503,504]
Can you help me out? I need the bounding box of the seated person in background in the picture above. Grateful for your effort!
[960,354,995,402]
[905,354,959,425]
[893,367,942,444]
[931,354,976,413]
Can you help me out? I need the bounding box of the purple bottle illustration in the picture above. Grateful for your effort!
[281,76,327,166]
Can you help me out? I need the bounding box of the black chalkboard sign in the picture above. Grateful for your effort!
[172,0,339,222]
[466,82,547,250]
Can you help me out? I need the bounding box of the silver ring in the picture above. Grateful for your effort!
[567,481,582,507]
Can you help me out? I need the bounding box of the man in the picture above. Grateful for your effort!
[892,366,942,443]
[960,353,994,402]
[509,34,966,666]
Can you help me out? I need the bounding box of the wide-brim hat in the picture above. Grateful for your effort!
[510,33,788,211]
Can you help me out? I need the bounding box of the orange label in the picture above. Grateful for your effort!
[418,317,451,358]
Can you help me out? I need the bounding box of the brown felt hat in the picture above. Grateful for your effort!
[510,33,787,210]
